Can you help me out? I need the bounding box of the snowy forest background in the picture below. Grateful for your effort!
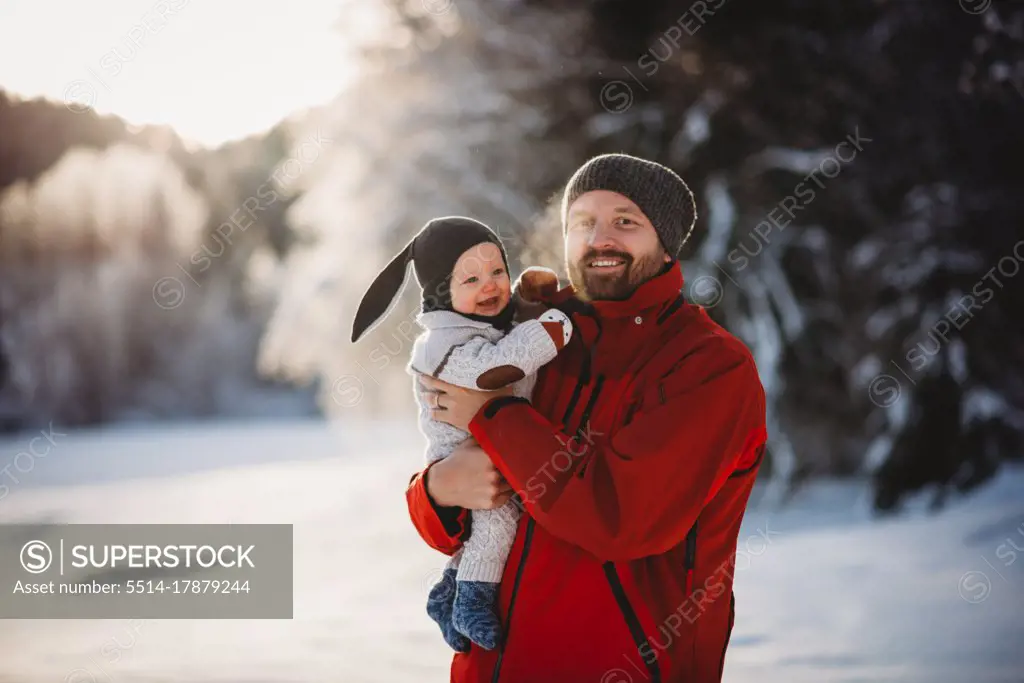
[1,0,1023,514]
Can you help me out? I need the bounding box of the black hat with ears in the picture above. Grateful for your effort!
[350,216,512,343]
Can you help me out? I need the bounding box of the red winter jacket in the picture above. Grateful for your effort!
[406,265,767,683]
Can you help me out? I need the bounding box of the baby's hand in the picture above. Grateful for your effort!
[515,267,560,303]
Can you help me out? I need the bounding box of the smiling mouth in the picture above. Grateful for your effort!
[587,257,627,271]
[477,296,501,309]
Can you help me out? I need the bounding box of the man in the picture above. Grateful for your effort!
[410,153,767,682]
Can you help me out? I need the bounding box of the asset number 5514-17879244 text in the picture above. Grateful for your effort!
[126,579,250,594]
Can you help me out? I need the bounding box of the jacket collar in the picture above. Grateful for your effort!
[416,310,495,330]
[550,262,684,320]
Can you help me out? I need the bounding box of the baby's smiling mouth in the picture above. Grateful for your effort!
[477,295,501,309]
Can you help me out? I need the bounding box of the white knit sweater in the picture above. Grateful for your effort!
[408,308,570,583]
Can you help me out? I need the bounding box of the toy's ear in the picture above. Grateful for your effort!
[350,241,414,343]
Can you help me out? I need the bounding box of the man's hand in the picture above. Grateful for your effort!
[420,374,515,432]
[427,438,514,510]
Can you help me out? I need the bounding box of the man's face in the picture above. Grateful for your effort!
[564,190,671,301]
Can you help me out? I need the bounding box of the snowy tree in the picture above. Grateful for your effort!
[269,0,1024,509]
[0,144,285,425]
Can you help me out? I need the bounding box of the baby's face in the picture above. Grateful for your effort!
[450,242,511,317]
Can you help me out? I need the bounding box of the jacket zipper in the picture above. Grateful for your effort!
[559,350,591,430]
[683,521,698,595]
[574,374,605,477]
[578,368,661,681]
[576,375,604,437]
[490,517,534,683]
[492,342,598,682]
[603,562,662,682]
[561,313,601,432]
[492,314,605,682]
[598,523,695,682]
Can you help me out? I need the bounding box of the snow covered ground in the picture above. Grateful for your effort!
[0,419,1021,683]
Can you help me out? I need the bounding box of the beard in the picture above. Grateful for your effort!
[567,247,667,302]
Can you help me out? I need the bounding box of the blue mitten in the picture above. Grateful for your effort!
[452,580,502,651]
[426,568,470,652]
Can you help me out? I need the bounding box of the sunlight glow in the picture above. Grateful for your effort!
[0,0,371,148]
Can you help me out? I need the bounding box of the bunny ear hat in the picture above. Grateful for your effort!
[350,216,511,343]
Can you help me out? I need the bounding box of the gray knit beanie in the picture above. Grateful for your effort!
[561,153,697,259]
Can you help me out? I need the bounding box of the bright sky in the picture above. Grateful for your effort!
[0,0,374,147]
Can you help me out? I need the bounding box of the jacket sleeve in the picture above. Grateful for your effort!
[467,342,766,562]
[430,315,570,391]
[405,461,470,555]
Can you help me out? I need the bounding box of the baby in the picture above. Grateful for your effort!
[350,216,572,652]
